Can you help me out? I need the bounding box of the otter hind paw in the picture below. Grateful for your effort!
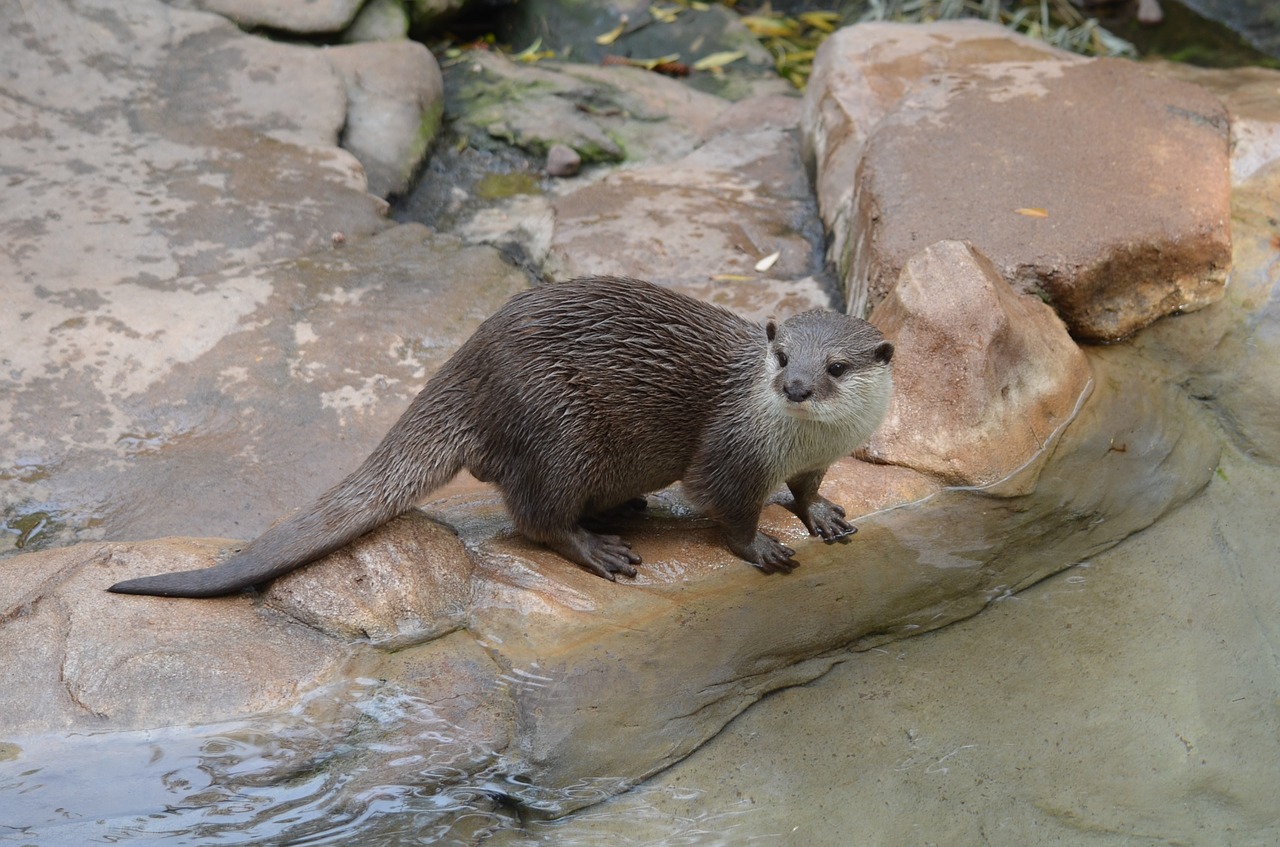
[556,530,641,581]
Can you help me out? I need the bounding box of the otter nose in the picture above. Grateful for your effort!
[784,381,813,403]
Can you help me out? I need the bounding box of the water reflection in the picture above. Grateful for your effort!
[0,680,517,846]
[0,714,762,846]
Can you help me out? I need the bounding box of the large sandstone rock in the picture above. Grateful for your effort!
[865,241,1092,491]
[801,21,1074,301]
[803,22,1233,341]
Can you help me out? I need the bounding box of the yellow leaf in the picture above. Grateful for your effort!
[631,53,682,70]
[742,15,798,37]
[798,11,840,32]
[513,38,554,63]
[595,15,629,45]
[692,50,745,71]
[1016,207,1050,218]
[711,274,753,282]
[651,4,680,23]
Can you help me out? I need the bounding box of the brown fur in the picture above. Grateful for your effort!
[108,277,893,598]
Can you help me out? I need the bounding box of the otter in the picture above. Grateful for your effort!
[108,276,893,598]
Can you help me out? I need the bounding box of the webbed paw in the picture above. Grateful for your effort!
[734,532,798,574]
[800,496,857,543]
[554,530,641,581]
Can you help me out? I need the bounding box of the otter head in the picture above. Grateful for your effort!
[765,311,894,424]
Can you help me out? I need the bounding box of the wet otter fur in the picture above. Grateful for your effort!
[108,276,893,598]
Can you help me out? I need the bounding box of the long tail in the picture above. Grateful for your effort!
[108,393,465,598]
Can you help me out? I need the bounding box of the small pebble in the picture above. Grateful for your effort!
[546,143,582,178]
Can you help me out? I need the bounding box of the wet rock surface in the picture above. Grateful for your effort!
[2,5,1278,842]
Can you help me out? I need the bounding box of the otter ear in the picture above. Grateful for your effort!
[766,320,778,342]
[874,341,894,365]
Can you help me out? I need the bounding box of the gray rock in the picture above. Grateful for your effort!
[545,93,835,318]
[169,0,365,33]
[325,39,445,198]
[342,0,411,42]
[1,4,1276,837]
[545,143,582,177]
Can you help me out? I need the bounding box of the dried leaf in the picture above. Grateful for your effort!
[595,15,629,46]
[711,274,753,282]
[650,4,680,23]
[798,11,841,32]
[692,50,745,71]
[742,14,798,38]
[1016,207,1050,218]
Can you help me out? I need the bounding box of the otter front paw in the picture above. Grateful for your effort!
[800,496,857,543]
[734,532,798,574]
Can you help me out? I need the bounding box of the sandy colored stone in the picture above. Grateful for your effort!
[324,39,445,198]
[803,22,1232,340]
[341,0,411,42]
[264,512,475,647]
[0,539,359,732]
[546,110,836,319]
[1151,62,1280,184]
[864,241,1092,490]
[801,21,1074,293]
[852,57,1231,340]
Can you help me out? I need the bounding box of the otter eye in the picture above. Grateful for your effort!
[827,362,848,377]
[775,350,788,368]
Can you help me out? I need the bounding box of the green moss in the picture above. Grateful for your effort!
[474,171,541,199]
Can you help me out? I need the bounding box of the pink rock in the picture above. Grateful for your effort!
[865,241,1092,491]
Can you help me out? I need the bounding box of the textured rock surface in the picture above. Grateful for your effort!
[801,21,1073,300]
[803,22,1233,340]
[1,6,1272,838]
[326,39,445,198]
[169,0,365,32]
[865,241,1092,490]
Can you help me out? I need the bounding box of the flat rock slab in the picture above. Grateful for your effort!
[804,22,1232,341]
[2,224,528,555]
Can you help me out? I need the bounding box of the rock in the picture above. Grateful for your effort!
[170,0,365,33]
[1,222,528,557]
[0,3,1269,836]
[546,94,836,319]
[803,22,1233,341]
[341,0,411,42]
[403,0,471,34]
[1,539,355,733]
[263,512,475,647]
[865,241,1093,491]
[1152,62,1280,184]
[801,21,1074,300]
[324,40,445,198]
[545,143,582,177]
